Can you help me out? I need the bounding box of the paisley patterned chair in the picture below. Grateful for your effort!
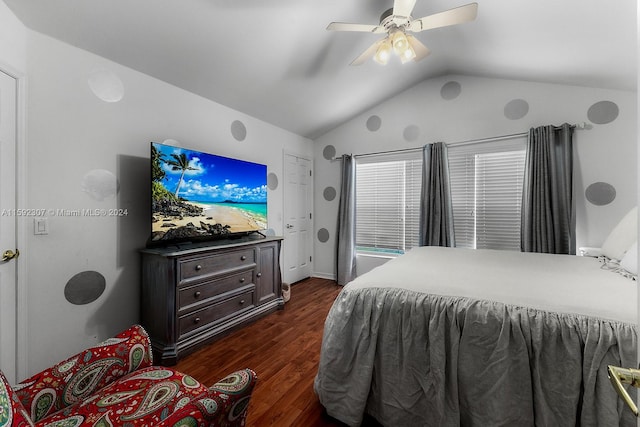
[0,324,256,427]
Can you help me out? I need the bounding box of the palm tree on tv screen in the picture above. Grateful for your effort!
[151,144,166,182]
[167,153,196,198]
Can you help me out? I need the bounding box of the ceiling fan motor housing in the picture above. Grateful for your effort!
[379,8,394,23]
[379,7,412,30]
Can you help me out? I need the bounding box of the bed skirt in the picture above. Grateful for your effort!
[314,287,638,426]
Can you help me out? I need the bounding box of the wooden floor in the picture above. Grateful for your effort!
[175,277,351,426]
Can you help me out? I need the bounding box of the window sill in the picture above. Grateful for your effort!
[356,250,403,259]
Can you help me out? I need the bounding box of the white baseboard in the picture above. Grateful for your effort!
[312,271,336,281]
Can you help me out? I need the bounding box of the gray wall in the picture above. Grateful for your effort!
[2,4,313,376]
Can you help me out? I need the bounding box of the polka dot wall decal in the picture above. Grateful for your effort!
[267,172,279,190]
[440,81,461,100]
[64,271,106,305]
[317,228,330,243]
[366,115,382,132]
[403,125,420,142]
[585,182,616,206]
[231,120,247,141]
[81,169,119,201]
[323,145,336,160]
[504,99,529,120]
[323,186,337,201]
[587,101,619,125]
[88,69,124,103]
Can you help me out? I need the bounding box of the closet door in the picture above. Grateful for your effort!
[283,153,312,284]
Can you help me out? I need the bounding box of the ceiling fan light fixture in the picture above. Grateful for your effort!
[373,38,392,65]
[400,44,416,63]
[390,29,409,55]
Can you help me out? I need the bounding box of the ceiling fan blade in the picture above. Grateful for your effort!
[392,0,417,17]
[350,39,384,66]
[408,2,478,32]
[327,22,383,33]
[407,35,431,62]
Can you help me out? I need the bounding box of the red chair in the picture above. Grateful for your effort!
[0,324,256,426]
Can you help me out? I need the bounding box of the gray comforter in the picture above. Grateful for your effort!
[314,286,637,426]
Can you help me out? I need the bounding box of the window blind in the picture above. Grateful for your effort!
[356,151,422,253]
[448,137,526,250]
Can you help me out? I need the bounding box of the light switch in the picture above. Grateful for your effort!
[34,217,48,235]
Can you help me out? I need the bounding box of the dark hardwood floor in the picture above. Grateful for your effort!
[175,277,350,426]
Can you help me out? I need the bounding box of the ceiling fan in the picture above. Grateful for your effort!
[327,0,478,66]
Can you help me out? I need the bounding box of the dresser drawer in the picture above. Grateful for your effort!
[179,270,255,312]
[178,291,255,338]
[179,248,255,283]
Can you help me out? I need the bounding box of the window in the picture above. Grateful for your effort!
[355,137,526,255]
[448,137,526,250]
[355,152,422,255]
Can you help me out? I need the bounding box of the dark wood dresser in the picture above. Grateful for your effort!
[140,235,284,365]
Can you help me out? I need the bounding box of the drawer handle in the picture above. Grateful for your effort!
[240,255,247,261]
[257,272,262,278]
[194,291,201,298]
[195,265,202,271]
[193,317,201,324]
[240,277,245,283]
[239,300,246,305]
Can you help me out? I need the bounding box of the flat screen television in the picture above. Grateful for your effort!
[148,141,267,246]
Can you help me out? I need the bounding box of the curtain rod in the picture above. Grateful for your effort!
[331,122,587,160]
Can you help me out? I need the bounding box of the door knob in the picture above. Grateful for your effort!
[1,249,19,262]
[608,365,640,416]
[286,224,294,229]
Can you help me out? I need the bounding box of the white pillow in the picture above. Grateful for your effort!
[601,206,638,260]
[620,241,638,275]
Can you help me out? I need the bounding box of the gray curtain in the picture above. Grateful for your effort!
[419,142,455,247]
[336,154,356,285]
[521,123,575,254]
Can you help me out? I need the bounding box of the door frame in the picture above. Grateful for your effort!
[1,61,28,382]
[282,150,313,284]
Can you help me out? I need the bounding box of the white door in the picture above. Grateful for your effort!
[283,153,312,284]
[0,69,18,383]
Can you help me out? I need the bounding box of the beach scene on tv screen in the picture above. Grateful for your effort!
[151,142,267,242]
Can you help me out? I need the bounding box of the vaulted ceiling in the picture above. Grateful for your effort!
[3,0,636,139]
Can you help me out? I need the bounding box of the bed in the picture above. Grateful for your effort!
[313,246,638,426]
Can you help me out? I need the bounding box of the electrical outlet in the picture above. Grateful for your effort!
[34,217,48,235]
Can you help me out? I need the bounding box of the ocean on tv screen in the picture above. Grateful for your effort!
[150,142,267,243]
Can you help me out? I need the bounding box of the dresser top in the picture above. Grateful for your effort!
[141,235,283,257]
